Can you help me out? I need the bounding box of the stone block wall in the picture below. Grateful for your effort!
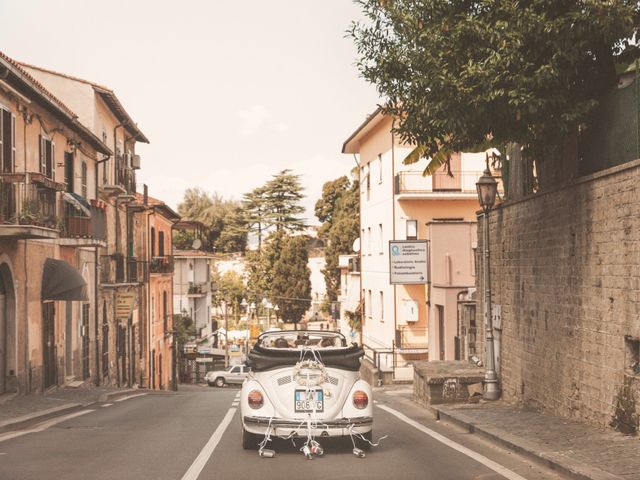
[478,159,640,428]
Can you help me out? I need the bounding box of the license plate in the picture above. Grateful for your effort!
[294,389,324,413]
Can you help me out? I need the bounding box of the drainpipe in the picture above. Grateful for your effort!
[21,108,30,393]
[144,191,153,389]
[94,154,109,387]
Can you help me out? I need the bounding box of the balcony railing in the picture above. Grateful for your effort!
[395,327,428,350]
[348,256,361,273]
[101,254,147,284]
[101,156,136,195]
[150,255,174,274]
[395,171,487,195]
[0,172,64,231]
[63,203,107,241]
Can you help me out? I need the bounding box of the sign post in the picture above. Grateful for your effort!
[389,240,429,285]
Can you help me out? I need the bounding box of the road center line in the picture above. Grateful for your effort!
[101,403,113,408]
[0,409,94,444]
[376,404,528,480]
[180,407,237,480]
[114,393,147,402]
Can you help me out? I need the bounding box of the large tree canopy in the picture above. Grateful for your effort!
[351,1,640,166]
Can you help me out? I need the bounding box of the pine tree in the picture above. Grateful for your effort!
[263,169,306,233]
[270,235,311,325]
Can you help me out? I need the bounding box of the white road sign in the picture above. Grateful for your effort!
[389,240,429,285]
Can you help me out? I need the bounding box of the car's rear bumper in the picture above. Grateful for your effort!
[242,415,372,437]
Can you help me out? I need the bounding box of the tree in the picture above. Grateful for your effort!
[270,235,311,326]
[242,186,269,250]
[263,169,306,233]
[315,174,360,307]
[351,1,640,182]
[177,188,247,253]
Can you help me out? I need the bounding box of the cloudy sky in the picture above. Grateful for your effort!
[0,0,380,223]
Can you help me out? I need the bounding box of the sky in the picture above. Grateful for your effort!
[0,0,380,224]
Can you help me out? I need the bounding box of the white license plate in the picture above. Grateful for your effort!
[294,389,324,413]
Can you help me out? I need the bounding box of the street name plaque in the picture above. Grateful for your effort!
[389,240,429,285]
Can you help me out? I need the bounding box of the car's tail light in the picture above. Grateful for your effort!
[248,390,264,409]
[353,390,368,409]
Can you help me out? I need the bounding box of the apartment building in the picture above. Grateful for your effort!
[0,52,111,393]
[342,108,487,374]
[20,61,151,388]
[173,220,214,334]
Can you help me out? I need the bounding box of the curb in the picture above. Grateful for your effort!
[0,403,83,434]
[0,388,149,435]
[432,406,623,480]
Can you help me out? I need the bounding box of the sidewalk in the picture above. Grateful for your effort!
[432,402,640,480]
[0,385,140,432]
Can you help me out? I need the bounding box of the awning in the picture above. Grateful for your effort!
[63,192,91,217]
[41,258,88,301]
[344,285,361,313]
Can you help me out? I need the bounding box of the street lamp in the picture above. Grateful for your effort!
[476,165,500,401]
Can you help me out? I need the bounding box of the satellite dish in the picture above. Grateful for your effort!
[352,238,360,253]
[192,238,202,250]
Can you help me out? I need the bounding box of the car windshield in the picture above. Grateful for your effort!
[257,331,347,350]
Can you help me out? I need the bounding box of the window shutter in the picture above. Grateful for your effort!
[39,135,44,174]
[51,142,55,180]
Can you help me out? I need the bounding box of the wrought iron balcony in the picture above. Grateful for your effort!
[0,172,65,238]
[150,255,174,274]
[62,195,107,242]
[100,254,146,285]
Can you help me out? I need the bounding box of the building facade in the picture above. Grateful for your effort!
[0,52,111,393]
[342,109,486,375]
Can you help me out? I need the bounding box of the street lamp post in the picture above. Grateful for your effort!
[476,165,500,401]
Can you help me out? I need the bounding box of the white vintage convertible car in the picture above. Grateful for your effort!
[240,331,373,450]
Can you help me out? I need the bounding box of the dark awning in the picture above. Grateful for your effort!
[41,258,88,301]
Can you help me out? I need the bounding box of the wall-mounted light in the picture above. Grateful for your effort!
[406,219,418,240]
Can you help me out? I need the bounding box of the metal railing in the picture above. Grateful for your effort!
[395,326,428,350]
[395,171,485,194]
[188,282,208,295]
[348,256,361,273]
[101,156,136,194]
[63,204,107,240]
[0,172,63,229]
[150,255,174,274]
[101,254,147,284]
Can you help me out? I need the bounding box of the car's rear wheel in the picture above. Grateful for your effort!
[214,377,225,387]
[242,428,262,450]
[354,430,373,451]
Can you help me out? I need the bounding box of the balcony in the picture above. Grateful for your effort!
[100,157,136,197]
[395,326,428,353]
[150,255,174,274]
[0,172,65,239]
[100,254,145,285]
[394,171,491,200]
[187,281,208,297]
[61,194,107,246]
[348,256,360,274]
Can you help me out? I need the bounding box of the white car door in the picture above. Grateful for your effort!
[227,365,242,384]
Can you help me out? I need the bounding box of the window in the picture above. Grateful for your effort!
[163,291,168,332]
[367,290,372,318]
[378,224,383,253]
[625,336,640,375]
[379,291,384,322]
[230,366,241,374]
[367,227,371,255]
[64,152,74,192]
[378,154,383,184]
[151,227,156,257]
[81,161,88,198]
[0,107,16,173]
[406,219,418,240]
[159,231,165,256]
[39,135,54,179]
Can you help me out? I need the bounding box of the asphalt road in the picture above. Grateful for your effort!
[0,385,569,480]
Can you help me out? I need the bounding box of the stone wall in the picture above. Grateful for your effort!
[478,159,640,428]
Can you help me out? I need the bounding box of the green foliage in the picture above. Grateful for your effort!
[351,1,640,168]
[173,310,196,347]
[315,174,360,303]
[177,188,247,253]
[212,269,245,306]
[172,230,195,250]
[270,235,311,324]
[263,169,306,233]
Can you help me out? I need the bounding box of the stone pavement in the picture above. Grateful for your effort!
[0,385,139,431]
[433,402,640,480]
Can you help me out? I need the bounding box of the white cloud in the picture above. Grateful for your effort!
[236,104,272,137]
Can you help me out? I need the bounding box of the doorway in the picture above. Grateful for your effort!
[0,263,16,394]
[42,302,56,388]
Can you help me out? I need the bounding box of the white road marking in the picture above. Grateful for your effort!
[0,410,94,444]
[101,403,113,408]
[114,393,147,402]
[231,402,239,407]
[377,404,529,480]
[180,407,236,480]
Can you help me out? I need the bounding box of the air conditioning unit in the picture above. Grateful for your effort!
[131,154,141,169]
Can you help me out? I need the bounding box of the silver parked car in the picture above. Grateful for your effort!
[205,365,250,387]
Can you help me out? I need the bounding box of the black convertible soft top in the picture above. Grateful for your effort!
[246,331,364,372]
